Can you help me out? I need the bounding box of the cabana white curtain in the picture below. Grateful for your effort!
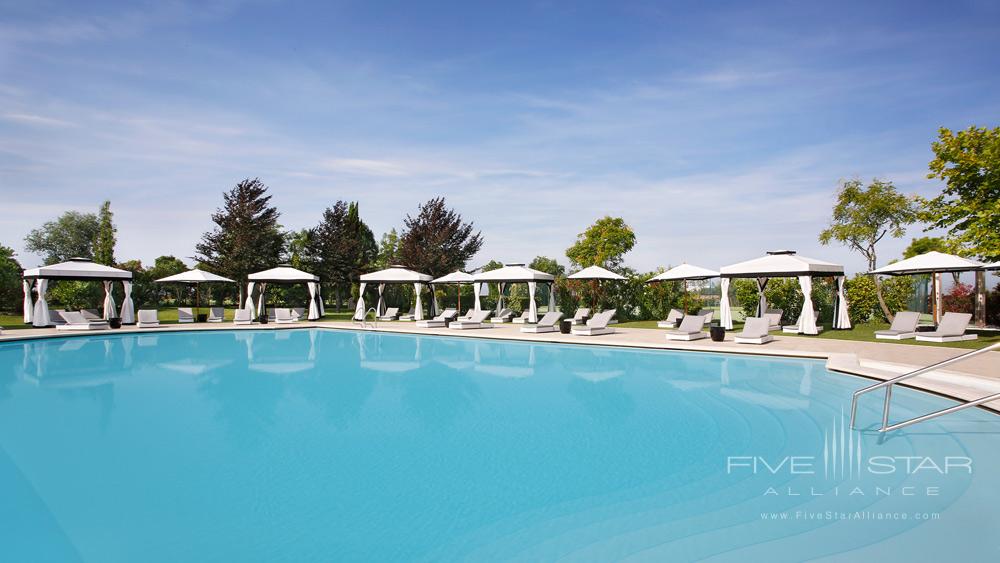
[120,281,135,324]
[256,283,266,317]
[527,281,538,323]
[473,282,483,311]
[548,283,556,312]
[32,279,50,327]
[354,282,368,320]
[835,276,851,329]
[755,278,769,316]
[307,282,320,321]
[22,280,33,324]
[720,278,733,329]
[495,282,506,314]
[413,282,424,321]
[317,285,325,316]
[796,275,818,334]
[377,283,386,316]
[102,280,116,320]
[244,282,256,316]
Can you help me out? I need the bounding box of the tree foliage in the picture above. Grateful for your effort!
[565,216,636,269]
[375,229,400,270]
[398,197,483,279]
[924,126,1000,262]
[24,210,100,264]
[93,200,116,266]
[308,201,377,286]
[0,244,22,313]
[903,236,954,259]
[195,178,285,288]
[529,256,564,277]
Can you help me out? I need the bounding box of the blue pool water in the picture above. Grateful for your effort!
[1,329,998,562]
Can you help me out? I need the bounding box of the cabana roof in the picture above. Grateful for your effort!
[647,263,719,282]
[568,265,626,281]
[23,257,132,280]
[155,268,235,284]
[360,265,432,283]
[431,271,474,284]
[474,264,554,282]
[870,251,985,275]
[720,251,843,278]
[248,266,319,282]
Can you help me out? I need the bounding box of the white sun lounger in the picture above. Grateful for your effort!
[291,307,306,321]
[572,310,615,336]
[490,308,515,323]
[657,308,685,328]
[275,308,296,324]
[569,308,591,326]
[416,308,458,328]
[207,307,224,323]
[783,311,823,334]
[735,317,774,345]
[763,308,783,331]
[450,310,493,330]
[915,312,977,342]
[666,314,708,341]
[56,311,109,331]
[233,309,253,325]
[398,307,417,321]
[697,308,714,325]
[378,307,400,321]
[137,309,160,328]
[874,311,920,340]
[178,307,195,323]
[50,309,69,325]
[81,309,102,321]
[521,311,564,333]
[512,311,532,324]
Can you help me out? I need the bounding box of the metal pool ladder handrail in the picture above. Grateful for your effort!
[849,343,1000,432]
[354,307,379,329]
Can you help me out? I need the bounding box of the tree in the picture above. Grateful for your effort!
[24,210,100,264]
[818,178,919,320]
[924,126,1000,262]
[307,201,377,310]
[375,229,400,270]
[0,244,22,313]
[286,229,313,270]
[195,178,285,301]
[566,216,636,269]
[93,200,116,266]
[903,236,954,259]
[529,256,565,277]
[398,197,484,279]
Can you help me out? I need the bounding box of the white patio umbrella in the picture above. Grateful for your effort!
[870,251,986,324]
[568,265,625,311]
[155,269,236,319]
[431,271,475,314]
[647,263,720,324]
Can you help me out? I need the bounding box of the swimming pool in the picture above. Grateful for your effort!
[1,329,997,561]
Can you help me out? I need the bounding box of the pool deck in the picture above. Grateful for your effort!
[2,320,998,412]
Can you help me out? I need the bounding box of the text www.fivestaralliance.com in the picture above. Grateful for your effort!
[760,511,941,521]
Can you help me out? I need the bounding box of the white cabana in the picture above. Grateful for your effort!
[870,251,987,324]
[156,269,235,320]
[474,264,555,323]
[431,271,475,314]
[719,251,847,334]
[247,266,321,321]
[647,263,722,325]
[22,257,134,326]
[355,266,433,321]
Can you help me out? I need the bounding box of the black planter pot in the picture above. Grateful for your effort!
[560,320,572,334]
[109,318,122,329]
[709,326,726,342]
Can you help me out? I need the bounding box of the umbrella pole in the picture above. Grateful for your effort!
[457,284,462,314]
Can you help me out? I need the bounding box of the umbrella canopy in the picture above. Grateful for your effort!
[568,265,626,281]
[870,251,985,275]
[474,264,554,282]
[647,263,719,282]
[23,257,132,280]
[248,266,319,282]
[982,262,999,271]
[431,271,475,284]
[360,265,432,283]
[155,269,235,284]
[720,250,843,278]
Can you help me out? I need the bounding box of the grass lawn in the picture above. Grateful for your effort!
[618,318,999,350]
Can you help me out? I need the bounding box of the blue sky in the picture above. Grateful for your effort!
[1,0,999,274]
